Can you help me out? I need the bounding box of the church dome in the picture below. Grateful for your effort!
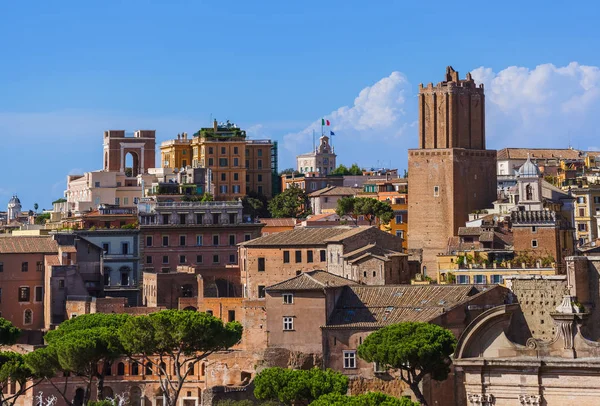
[8,195,21,206]
[517,155,541,178]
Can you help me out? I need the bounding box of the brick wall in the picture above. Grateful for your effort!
[240,245,328,300]
[408,149,497,273]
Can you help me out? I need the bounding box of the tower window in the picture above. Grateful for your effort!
[532,240,538,248]
[433,186,439,197]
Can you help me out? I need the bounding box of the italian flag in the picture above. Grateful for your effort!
[321,118,330,126]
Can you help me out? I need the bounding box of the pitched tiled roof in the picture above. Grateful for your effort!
[0,237,59,254]
[497,148,582,160]
[458,227,483,236]
[325,285,495,329]
[343,243,405,264]
[260,218,296,227]
[266,270,357,291]
[308,186,361,197]
[59,245,78,253]
[479,231,495,242]
[45,255,61,266]
[240,226,372,247]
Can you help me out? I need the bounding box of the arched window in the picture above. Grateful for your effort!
[526,184,533,200]
[24,309,32,325]
[102,387,114,399]
[125,151,140,177]
[74,388,85,406]
[158,362,166,376]
[145,362,153,375]
[131,362,139,376]
[130,386,142,406]
[188,363,195,375]
[117,362,125,376]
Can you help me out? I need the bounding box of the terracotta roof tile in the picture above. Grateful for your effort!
[240,226,373,247]
[267,270,357,291]
[0,237,59,254]
[45,255,61,266]
[325,285,496,329]
[458,227,483,236]
[497,148,583,160]
[308,186,361,197]
[260,218,296,227]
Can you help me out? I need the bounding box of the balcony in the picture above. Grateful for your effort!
[103,253,139,261]
[155,201,242,209]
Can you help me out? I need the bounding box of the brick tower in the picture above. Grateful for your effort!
[103,130,156,176]
[408,66,497,275]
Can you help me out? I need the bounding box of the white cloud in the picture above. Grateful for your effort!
[279,62,600,171]
[282,71,416,169]
[471,62,600,148]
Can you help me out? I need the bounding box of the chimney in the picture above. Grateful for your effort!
[213,119,218,132]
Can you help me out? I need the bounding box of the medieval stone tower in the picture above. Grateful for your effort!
[103,130,156,176]
[408,66,497,274]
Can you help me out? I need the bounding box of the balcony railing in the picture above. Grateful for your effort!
[155,201,242,208]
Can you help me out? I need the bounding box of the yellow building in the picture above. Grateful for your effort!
[362,178,408,250]
[160,120,276,200]
[570,185,600,245]
[436,251,556,286]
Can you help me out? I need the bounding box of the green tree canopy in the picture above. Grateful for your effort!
[331,163,363,176]
[336,197,394,225]
[119,309,242,406]
[29,313,130,405]
[254,367,348,406]
[348,164,363,176]
[242,191,270,221]
[310,392,419,406]
[268,184,310,218]
[0,351,40,406]
[331,164,349,176]
[0,318,41,406]
[357,322,457,406]
[0,318,20,346]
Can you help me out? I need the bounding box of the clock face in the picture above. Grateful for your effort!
[323,158,329,165]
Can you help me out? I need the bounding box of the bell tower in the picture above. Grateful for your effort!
[408,67,497,274]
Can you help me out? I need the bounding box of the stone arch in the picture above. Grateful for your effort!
[102,386,114,399]
[183,306,197,311]
[117,362,125,375]
[73,388,85,406]
[130,386,142,406]
[131,361,139,376]
[215,278,236,297]
[125,151,140,177]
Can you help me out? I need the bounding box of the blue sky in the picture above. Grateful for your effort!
[1,1,600,209]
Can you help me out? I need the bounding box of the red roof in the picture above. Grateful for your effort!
[0,237,59,254]
[260,218,296,227]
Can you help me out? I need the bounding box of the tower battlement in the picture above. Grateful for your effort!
[418,66,485,150]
